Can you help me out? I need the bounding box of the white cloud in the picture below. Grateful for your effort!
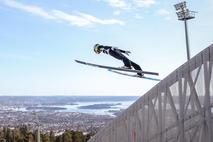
[157,9,170,16]
[97,0,156,20]
[52,10,92,27]
[52,11,125,27]
[134,13,143,19]
[4,0,55,19]
[113,10,121,15]
[157,9,171,20]
[105,0,130,9]
[100,0,156,10]
[134,0,156,8]
[2,0,124,27]
[77,12,125,25]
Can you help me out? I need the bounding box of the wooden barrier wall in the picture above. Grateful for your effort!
[88,44,213,142]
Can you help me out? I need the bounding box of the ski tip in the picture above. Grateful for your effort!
[144,77,161,81]
[75,60,82,63]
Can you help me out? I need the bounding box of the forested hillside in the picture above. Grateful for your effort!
[0,126,94,142]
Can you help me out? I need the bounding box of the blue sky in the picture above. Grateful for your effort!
[0,0,213,96]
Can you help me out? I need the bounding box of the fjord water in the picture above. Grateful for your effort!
[1,96,139,116]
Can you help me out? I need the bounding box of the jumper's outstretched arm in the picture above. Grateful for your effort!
[112,47,131,56]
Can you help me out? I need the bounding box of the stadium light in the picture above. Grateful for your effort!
[174,1,196,61]
[174,1,186,11]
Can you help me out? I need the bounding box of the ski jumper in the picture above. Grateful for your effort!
[97,45,143,76]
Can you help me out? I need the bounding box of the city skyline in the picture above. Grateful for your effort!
[0,0,213,96]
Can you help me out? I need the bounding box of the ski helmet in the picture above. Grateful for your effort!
[94,44,101,54]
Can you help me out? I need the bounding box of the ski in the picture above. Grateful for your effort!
[108,70,161,81]
[75,60,159,76]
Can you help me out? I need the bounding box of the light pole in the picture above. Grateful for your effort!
[174,1,196,61]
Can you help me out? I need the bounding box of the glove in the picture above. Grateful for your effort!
[125,51,131,56]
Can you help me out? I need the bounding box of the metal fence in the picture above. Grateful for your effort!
[88,44,213,142]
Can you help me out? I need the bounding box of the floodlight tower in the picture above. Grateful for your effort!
[174,1,196,61]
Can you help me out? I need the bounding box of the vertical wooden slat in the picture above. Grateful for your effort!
[178,67,185,142]
[203,47,212,142]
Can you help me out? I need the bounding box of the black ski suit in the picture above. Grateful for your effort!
[98,45,143,76]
